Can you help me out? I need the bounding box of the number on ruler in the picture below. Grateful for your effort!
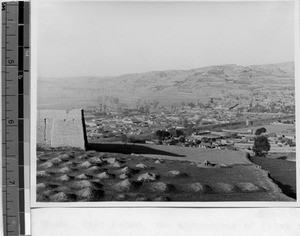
[9,180,16,185]
[8,120,14,124]
[8,59,15,64]
[2,2,6,11]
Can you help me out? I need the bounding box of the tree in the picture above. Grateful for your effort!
[161,130,171,140]
[255,127,267,136]
[188,102,196,108]
[155,130,163,141]
[252,136,270,157]
[183,119,188,128]
[121,134,127,143]
[176,129,185,137]
[178,136,185,143]
[168,138,177,145]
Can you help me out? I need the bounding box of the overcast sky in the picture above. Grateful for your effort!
[37,1,295,78]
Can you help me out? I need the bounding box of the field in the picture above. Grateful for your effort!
[267,152,296,162]
[235,123,295,137]
[88,142,251,165]
[36,149,294,202]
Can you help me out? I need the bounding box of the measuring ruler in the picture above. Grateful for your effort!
[2,1,30,236]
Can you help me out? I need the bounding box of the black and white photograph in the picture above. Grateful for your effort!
[33,0,297,204]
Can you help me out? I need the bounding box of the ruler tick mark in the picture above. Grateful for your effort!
[3,2,31,235]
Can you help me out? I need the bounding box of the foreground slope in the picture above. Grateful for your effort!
[36,150,294,202]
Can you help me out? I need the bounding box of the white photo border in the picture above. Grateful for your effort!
[30,0,300,208]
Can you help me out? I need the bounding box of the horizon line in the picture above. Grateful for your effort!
[38,60,294,79]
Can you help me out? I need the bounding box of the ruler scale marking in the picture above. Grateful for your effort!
[2,2,30,236]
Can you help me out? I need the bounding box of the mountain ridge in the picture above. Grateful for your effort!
[38,61,294,109]
[39,61,294,81]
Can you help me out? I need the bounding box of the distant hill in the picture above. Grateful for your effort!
[38,61,294,109]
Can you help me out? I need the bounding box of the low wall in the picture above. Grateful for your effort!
[37,109,86,150]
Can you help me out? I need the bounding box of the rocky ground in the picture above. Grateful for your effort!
[36,149,294,202]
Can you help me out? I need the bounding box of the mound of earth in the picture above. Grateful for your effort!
[119,173,130,179]
[95,172,114,179]
[50,192,77,202]
[236,182,262,192]
[189,183,212,193]
[149,182,176,192]
[76,187,104,200]
[113,179,133,192]
[37,170,51,177]
[85,166,99,173]
[36,150,295,202]
[57,154,71,161]
[37,183,46,191]
[89,157,103,165]
[154,196,171,201]
[135,163,149,169]
[213,183,239,193]
[167,170,188,178]
[137,173,159,182]
[154,159,164,164]
[78,161,92,168]
[50,157,62,165]
[38,162,53,169]
[71,180,94,189]
[57,175,71,181]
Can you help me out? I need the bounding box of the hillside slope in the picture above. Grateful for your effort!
[38,61,294,109]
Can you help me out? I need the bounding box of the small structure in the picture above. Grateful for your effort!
[37,109,87,150]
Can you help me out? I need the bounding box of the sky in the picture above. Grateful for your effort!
[36,1,295,78]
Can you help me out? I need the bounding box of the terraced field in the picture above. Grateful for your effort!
[36,150,293,202]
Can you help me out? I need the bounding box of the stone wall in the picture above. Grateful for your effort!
[37,109,86,150]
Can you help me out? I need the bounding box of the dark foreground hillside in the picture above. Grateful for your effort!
[249,156,296,199]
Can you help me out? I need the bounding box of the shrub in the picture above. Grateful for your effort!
[176,129,185,137]
[121,134,127,143]
[127,137,146,144]
[155,130,163,140]
[155,130,171,140]
[178,136,186,143]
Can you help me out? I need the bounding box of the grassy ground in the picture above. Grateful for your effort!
[36,149,294,202]
[88,142,251,165]
[235,124,295,136]
[267,152,296,162]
